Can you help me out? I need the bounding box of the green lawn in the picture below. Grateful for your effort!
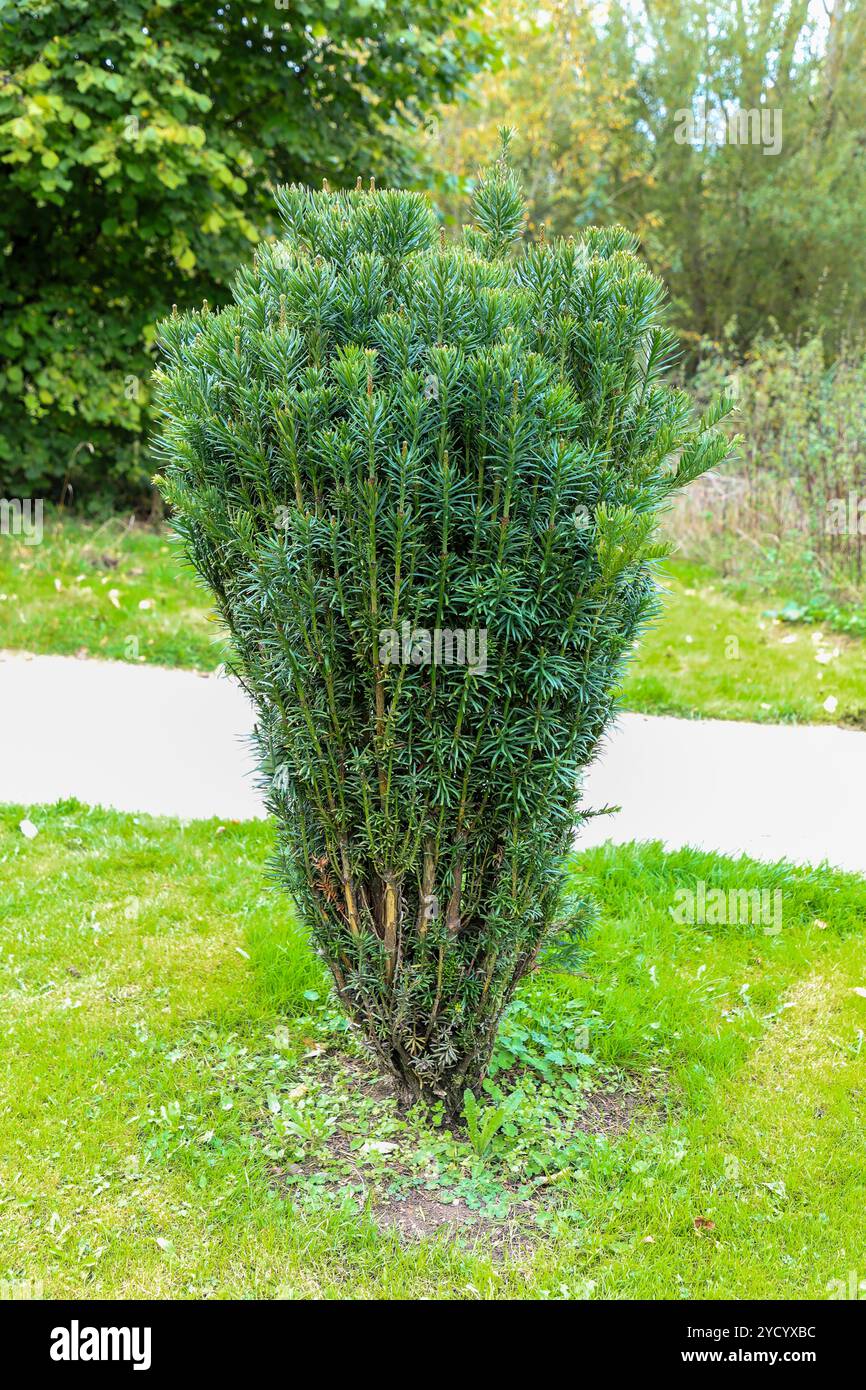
[621,559,866,728]
[2,801,865,1299]
[3,516,865,726]
[0,514,220,670]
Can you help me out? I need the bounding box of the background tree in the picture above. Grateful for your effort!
[419,0,647,240]
[610,0,866,351]
[0,0,488,503]
[425,0,866,354]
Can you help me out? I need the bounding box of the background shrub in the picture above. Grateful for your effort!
[669,332,866,601]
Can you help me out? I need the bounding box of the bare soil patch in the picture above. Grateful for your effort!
[264,1044,661,1252]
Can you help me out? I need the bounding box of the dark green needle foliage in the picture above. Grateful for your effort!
[154,134,735,1112]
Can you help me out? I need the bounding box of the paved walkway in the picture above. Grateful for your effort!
[3,650,865,872]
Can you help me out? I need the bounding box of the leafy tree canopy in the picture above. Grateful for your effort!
[0,0,488,502]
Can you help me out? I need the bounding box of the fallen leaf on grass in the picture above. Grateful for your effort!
[361,1140,399,1156]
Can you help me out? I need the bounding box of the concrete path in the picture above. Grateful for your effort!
[1,651,263,823]
[3,650,865,873]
